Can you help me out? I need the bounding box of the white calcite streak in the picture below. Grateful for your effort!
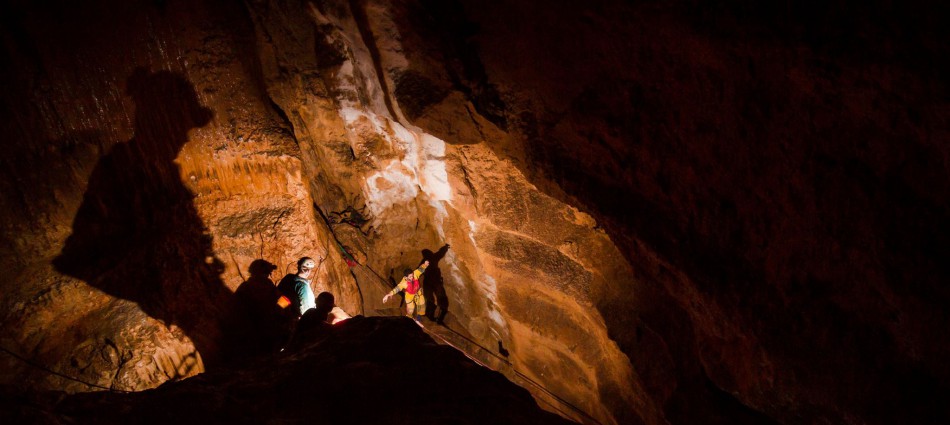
[338,106,453,224]
[323,10,515,415]
[362,160,419,218]
[420,133,451,202]
[467,219,478,245]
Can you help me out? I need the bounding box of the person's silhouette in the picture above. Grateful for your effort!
[53,69,235,367]
[421,244,450,324]
[235,259,291,356]
[286,292,337,350]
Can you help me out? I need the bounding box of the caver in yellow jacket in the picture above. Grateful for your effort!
[384,261,429,319]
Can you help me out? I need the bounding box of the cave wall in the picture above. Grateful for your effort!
[244,1,646,422]
[0,0,360,391]
[2,0,948,425]
[241,0,949,424]
[438,1,949,424]
[0,1,641,422]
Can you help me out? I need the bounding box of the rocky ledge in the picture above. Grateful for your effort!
[3,317,570,425]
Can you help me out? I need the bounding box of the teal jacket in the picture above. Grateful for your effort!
[278,274,315,315]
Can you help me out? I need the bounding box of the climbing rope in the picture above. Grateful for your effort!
[420,324,604,425]
[344,252,602,424]
[0,344,129,393]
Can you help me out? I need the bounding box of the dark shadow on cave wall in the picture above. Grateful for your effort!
[421,244,450,324]
[53,69,238,368]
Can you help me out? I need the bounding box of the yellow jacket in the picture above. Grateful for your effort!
[389,263,428,300]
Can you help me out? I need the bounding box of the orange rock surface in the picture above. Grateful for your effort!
[1,1,947,424]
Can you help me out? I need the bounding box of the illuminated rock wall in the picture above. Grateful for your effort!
[0,0,360,392]
[246,2,644,423]
[1,1,947,424]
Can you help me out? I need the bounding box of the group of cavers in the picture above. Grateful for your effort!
[235,245,448,354]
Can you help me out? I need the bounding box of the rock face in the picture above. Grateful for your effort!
[5,317,572,425]
[443,2,949,425]
[1,0,360,393]
[245,1,642,422]
[1,0,948,424]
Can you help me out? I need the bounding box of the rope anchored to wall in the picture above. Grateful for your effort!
[0,344,130,393]
[420,324,604,425]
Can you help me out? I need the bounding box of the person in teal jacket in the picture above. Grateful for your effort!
[277,257,317,316]
[383,260,430,321]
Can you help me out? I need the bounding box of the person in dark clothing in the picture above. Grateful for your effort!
[287,292,352,350]
[318,291,352,325]
[234,259,290,355]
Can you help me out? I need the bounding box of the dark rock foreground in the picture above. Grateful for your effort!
[3,317,571,425]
